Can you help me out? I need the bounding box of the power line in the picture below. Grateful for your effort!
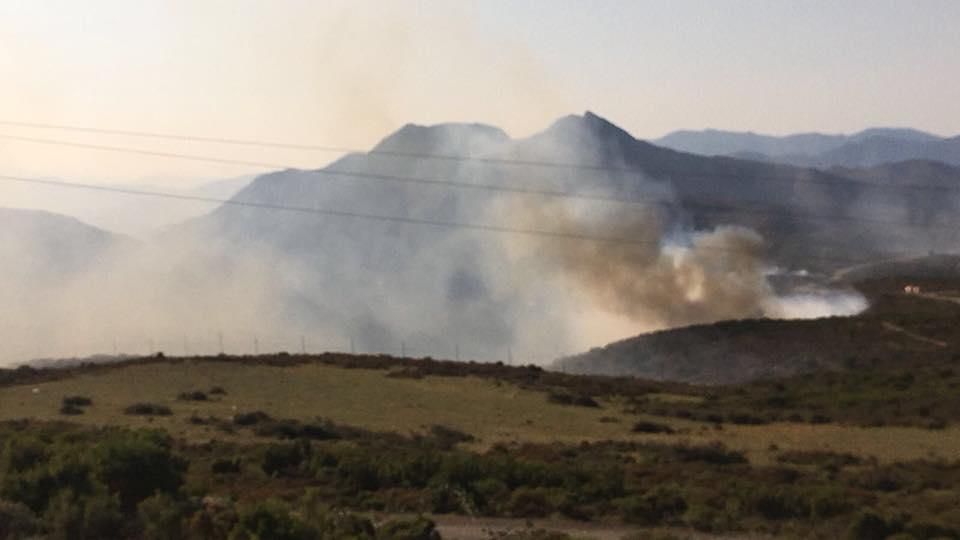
[0,172,886,266]
[0,132,955,231]
[0,122,957,195]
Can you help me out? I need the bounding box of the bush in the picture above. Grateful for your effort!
[233,411,272,426]
[847,511,899,540]
[631,421,674,434]
[669,443,747,465]
[252,418,339,441]
[209,386,227,395]
[507,487,560,518]
[0,499,41,539]
[428,425,475,448]
[61,396,93,416]
[546,390,599,408]
[211,458,242,475]
[92,431,186,511]
[176,391,208,402]
[60,403,85,415]
[63,396,93,407]
[123,403,172,416]
[137,493,187,540]
[619,486,686,525]
[776,450,862,468]
[231,500,315,540]
[262,441,311,477]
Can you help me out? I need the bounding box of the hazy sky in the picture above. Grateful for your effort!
[1,0,959,183]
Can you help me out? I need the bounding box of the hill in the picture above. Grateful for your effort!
[3,352,960,537]
[554,265,960,384]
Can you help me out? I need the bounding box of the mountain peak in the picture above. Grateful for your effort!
[538,111,638,149]
[371,122,509,157]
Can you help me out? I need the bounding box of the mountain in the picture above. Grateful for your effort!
[805,135,960,168]
[7,112,960,367]
[161,112,960,358]
[654,128,959,168]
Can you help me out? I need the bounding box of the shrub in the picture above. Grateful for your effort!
[669,443,747,465]
[63,396,93,407]
[847,511,898,540]
[137,493,187,540]
[123,403,172,416]
[776,450,862,468]
[176,391,208,402]
[619,486,686,525]
[92,430,186,511]
[262,441,311,477]
[211,458,242,475]
[428,425,475,448]
[507,487,558,518]
[631,421,674,434]
[60,403,85,415]
[0,499,41,539]
[546,390,599,408]
[233,411,272,426]
[209,386,227,395]
[231,500,315,540]
[254,419,338,441]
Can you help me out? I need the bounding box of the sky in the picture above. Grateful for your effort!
[1,0,959,185]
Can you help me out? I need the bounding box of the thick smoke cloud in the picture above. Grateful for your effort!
[0,115,871,368]
[510,197,864,335]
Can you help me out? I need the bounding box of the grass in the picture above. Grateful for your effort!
[3,358,960,465]
[0,360,635,446]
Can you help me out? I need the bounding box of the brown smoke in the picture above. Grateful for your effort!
[515,201,775,330]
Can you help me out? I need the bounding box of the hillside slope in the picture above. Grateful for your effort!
[554,268,960,383]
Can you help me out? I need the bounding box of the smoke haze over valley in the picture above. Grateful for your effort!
[7,111,959,368]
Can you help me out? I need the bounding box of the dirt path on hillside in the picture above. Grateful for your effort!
[917,291,960,306]
[427,515,768,539]
[881,321,948,348]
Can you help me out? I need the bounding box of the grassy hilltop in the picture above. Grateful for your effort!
[3,345,960,539]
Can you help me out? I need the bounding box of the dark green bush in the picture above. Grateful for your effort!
[123,403,172,416]
[631,421,674,434]
[63,396,93,407]
[137,493,187,540]
[546,390,599,408]
[262,441,311,477]
[619,486,686,525]
[0,499,41,539]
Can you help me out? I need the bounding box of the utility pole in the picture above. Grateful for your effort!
[350,338,355,355]
[218,332,224,354]
[401,341,406,358]
[254,335,259,355]
[507,347,513,365]
[183,335,189,356]
[300,335,306,355]
[113,337,118,356]
[455,343,460,362]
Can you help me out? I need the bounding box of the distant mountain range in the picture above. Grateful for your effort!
[0,175,252,238]
[654,128,960,168]
[5,112,960,369]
